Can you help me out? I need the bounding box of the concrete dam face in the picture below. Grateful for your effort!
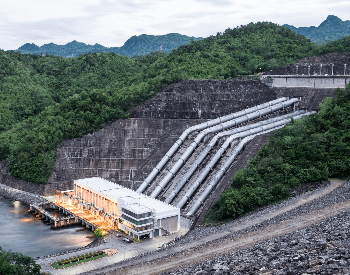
[48,80,278,189]
[0,78,338,221]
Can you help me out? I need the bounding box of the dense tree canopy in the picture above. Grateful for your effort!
[285,15,350,46]
[0,247,44,275]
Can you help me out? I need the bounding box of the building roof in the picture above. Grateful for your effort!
[74,177,179,215]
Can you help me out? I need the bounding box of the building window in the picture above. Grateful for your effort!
[125,224,152,232]
[122,208,152,219]
[121,214,152,226]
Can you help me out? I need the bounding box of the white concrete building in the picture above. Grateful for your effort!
[74,177,180,239]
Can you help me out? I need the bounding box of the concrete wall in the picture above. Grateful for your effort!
[261,75,350,89]
[159,215,178,232]
[130,79,278,119]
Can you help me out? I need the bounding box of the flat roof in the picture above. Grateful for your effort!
[74,177,179,215]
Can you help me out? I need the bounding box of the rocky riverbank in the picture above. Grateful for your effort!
[0,182,48,205]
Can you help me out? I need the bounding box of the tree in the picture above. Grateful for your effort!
[93,228,105,238]
[0,247,44,275]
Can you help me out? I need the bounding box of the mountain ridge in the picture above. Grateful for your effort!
[284,15,350,45]
[15,33,203,58]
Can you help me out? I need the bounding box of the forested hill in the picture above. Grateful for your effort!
[14,33,203,58]
[284,15,350,45]
[0,22,332,184]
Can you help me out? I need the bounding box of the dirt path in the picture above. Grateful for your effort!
[188,179,344,245]
[116,198,350,275]
[86,179,346,275]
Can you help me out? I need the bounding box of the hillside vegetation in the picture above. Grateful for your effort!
[15,33,203,58]
[209,85,350,221]
[0,21,343,184]
[318,35,350,55]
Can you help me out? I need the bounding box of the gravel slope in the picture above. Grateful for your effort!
[82,179,350,275]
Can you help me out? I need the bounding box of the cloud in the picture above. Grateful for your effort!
[194,0,232,6]
[1,0,350,50]
[1,17,97,50]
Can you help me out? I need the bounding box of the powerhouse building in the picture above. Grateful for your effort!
[73,177,180,239]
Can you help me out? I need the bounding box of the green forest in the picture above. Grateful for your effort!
[208,85,350,221]
[0,21,349,185]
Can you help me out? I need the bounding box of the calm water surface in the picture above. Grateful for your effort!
[0,196,93,257]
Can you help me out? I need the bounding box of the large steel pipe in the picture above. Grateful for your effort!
[176,112,313,209]
[185,132,269,216]
[150,98,299,199]
[185,112,316,215]
[164,110,304,204]
[136,97,289,194]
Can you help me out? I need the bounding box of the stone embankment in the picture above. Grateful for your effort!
[81,179,350,275]
[33,238,103,261]
[0,182,48,205]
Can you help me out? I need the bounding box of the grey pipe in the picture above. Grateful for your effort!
[185,131,272,216]
[185,112,315,215]
[136,97,289,193]
[177,111,314,209]
[164,110,304,204]
[150,98,298,198]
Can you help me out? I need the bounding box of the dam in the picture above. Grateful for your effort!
[0,64,347,225]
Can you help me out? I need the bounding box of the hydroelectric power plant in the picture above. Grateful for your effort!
[0,59,349,273]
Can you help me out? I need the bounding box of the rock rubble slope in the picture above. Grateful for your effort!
[82,179,350,275]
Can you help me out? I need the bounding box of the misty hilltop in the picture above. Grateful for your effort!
[15,33,203,58]
[284,15,350,45]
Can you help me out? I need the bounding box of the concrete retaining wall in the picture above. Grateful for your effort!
[130,79,278,119]
[261,75,350,89]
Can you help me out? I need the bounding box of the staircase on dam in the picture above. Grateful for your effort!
[136,97,315,217]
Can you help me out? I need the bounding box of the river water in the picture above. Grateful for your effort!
[0,196,93,258]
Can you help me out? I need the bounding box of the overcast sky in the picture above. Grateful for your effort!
[1,0,349,51]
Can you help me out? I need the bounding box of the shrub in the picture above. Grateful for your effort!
[93,228,105,238]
